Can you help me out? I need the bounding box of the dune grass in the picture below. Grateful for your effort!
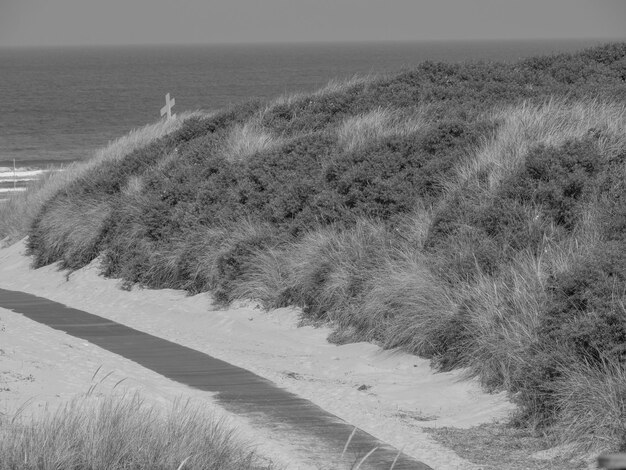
[0,393,272,470]
[222,117,284,163]
[337,106,429,152]
[553,356,626,453]
[10,43,626,456]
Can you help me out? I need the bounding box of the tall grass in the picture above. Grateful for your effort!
[349,248,457,356]
[223,118,283,163]
[285,220,395,321]
[457,252,548,390]
[0,393,271,470]
[553,356,626,452]
[231,246,295,310]
[29,195,113,270]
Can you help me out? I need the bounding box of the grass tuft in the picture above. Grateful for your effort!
[0,393,271,470]
[337,106,427,151]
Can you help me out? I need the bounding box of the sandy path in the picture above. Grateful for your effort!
[0,240,515,469]
[1,287,430,469]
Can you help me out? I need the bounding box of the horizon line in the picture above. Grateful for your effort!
[1,36,625,51]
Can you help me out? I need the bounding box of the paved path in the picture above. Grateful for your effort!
[0,287,432,469]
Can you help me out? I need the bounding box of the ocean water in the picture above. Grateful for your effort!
[0,38,609,178]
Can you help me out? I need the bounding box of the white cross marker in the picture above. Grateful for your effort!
[160,93,176,120]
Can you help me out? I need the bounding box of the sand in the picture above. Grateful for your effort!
[0,239,516,469]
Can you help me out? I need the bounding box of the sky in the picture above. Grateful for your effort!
[0,0,624,48]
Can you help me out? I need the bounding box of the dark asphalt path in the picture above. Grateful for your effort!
[0,287,432,469]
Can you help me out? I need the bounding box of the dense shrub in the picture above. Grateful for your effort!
[500,138,602,230]
[323,120,493,222]
[236,133,337,232]
[511,160,626,426]
[541,241,626,364]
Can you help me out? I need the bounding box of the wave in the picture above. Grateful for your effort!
[0,187,27,193]
[0,168,57,179]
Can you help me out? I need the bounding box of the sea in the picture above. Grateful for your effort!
[0,38,613,198]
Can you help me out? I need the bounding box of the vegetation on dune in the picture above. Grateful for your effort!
[4,43,626,456]
[0,113,205,246]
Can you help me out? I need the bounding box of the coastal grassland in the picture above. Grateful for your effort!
[15,43,626,459]
[0,393,272,470]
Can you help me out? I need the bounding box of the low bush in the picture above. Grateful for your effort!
[499,138,602,231]
[540,240,626,365]
[327,121,477,215]
[0,113,204,245]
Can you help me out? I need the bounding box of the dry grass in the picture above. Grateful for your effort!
[0,392,271,470]
[92,111,209,166]
[540,203,604,277]
[224,123,278,161]
[223,118,283,163]
[337,106,428,152]
[426,423,590,470]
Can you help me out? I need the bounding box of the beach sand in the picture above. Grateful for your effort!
[0,239,515,469]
